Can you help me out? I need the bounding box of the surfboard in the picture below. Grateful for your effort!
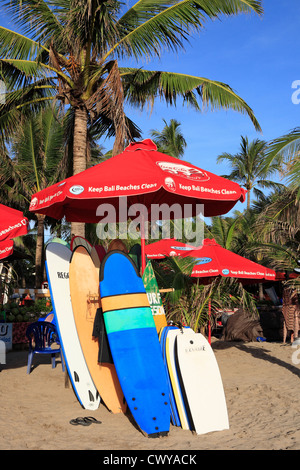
[45,242,100,410]
[69,245,126,414]
[129,243,142,272]
[142,261,167,334]
[94,245,106,262]
[100,250,170,437]
[159,326,181,427]
[164,326,191,430]
[49,237,70,248]
[70,236,92,253]
[90,246,101,276]
[176,328,229,435]
[90,245,107,276]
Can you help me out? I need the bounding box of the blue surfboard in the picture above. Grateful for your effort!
[99,250,170,437]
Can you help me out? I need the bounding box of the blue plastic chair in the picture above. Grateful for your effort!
[26,321,65,374]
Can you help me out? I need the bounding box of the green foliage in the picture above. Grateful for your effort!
[1,297,52,322]
[217,136,284,209]
[0,0,262,147]
[151,119,187,159]
[153,254,258,332]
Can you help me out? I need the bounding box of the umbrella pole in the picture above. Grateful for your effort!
[141,236,146,274]
[140,213,146,274]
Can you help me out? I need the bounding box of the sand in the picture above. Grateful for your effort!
[1,338,300,451]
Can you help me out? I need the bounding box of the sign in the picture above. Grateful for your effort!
[0,323,12,354]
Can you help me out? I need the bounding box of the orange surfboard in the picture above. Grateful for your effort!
[69,245,126,413]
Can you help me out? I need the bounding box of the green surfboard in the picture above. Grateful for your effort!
[142,261,167,334]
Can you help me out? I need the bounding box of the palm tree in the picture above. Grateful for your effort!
[0,0,263,236]
[205,215,241,250]
[217,136,283,210]
[264,128,300,199]
[151,118,187,158]
[254,187,300,283]
[0,107,65,287]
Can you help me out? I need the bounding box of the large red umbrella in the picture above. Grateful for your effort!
[181,238,276,282]
[29,139,246,271]
[0,204,29,260]
[145,238,195,259]
[180,238,276,344]
[0,240,14,260]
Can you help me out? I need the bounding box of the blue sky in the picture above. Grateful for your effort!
[121,0,300,212]
[125,0,300,166]
[1,0,299,216]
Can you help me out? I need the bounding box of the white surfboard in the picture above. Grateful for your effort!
[176,328,229,435]
[165,328,190,430]
[45,242,100,410]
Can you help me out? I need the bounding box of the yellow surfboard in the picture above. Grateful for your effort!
[69,245,126,414]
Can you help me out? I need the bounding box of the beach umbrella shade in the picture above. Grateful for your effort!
[0,240,14,260]
[29,139,247,272]
[180,238,276,344]
[0,204,29,260]
[181,238,276,282]
[145,238,196,259]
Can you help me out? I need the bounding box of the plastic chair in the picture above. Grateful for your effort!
[26,321,65,374]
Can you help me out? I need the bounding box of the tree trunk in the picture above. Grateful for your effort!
[72,106,88,238]
[247,189,251,211]
[258,283,264,302]
[35,214,45,288]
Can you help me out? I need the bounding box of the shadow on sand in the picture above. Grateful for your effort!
[212,339,300,379]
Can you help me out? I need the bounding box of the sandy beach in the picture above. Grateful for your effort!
[1,338,299,451]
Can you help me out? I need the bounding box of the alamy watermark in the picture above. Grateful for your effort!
[291,343,300,365]
[291,80,300,104]
[0,79,5,105]
[0,340,6,365]
[94,197,204,246]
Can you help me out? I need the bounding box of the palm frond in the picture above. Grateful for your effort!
[2,0,65,46]
[121,68,261,131]
[0,26,48,60]
[265,127,300,167]
[112,0,262,60]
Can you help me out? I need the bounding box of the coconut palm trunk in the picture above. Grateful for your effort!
[71,106,88,238]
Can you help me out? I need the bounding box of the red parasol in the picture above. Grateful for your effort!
[0,204,29,260]
[0,240,14,260]
[145,238,195,259]
[29,139,247,271]
[180,238,276,343]
[181,238,276,281]
[0,204,29,241]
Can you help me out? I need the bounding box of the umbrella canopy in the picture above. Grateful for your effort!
[0,204,29,260]
[0,204,29,241]
[29,139,246,221]
[181,238,276,281]
[145,238,196,259]
[29,139,247,271]
[0,240,13,260]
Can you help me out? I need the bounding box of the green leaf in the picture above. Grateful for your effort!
[112,0,263,60]
[121,68,261,131]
